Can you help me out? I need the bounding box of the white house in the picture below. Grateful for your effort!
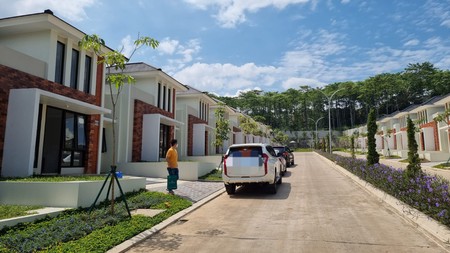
[0,10,110,177]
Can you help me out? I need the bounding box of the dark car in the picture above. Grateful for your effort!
[273,146,295,167]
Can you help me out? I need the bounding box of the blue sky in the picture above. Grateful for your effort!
[1,0,450,97]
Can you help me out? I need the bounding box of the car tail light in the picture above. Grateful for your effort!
[223,155,228,176]
[283,151,289,157]
[262,153,268,175]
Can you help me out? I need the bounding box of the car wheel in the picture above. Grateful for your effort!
[268,174,277,194]
[277,174,282,185]
[225,184,236,195]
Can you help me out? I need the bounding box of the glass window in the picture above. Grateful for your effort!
[70,49,79,89]
[163,85,166,110]
[83,55,92,93]
[77,116,86,150]
[55,41,65,84]
[157,83,161,108]
[168,88,171,113]
[64,112,75,149]
[61,111,87,167]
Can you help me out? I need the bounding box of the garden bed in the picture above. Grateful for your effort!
[0,191,192,252]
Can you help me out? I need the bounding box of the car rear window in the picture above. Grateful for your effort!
[273,147,285,153]
[228,146,262,157]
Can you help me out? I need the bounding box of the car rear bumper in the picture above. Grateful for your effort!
[223,173,275,185]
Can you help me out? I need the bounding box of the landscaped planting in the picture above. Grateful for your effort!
[318,151,450,226]
[0,191,191,253]
[0,205,43,219]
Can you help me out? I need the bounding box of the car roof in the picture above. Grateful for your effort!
[228,143,270,148]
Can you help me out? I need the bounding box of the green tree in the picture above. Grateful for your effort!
[321,137,326,152]
[79,34,158,213]
[273,129,289,145]
[212,102,230,154]
[406,117,421,178]
[366,109,379,165]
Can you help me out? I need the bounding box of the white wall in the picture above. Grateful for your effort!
[2,89,40,177]
[423,127,436,151]
[193,124,206,156]
[142,114,161,161]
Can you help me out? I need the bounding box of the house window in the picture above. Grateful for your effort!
[159,124,170,158]
[163,85,166,111]
[168,88,171,113]
[55,41,65,84]
[83,55,92,93]
[61,112,87,167]
[199,101,202,119]
[70,49,80,89]
[157,83,161,108]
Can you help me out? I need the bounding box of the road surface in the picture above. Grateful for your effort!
[126,152,449,253]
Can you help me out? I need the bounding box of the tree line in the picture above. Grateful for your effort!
[213,62,450,133]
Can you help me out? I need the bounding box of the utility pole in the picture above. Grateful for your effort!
[319,88,343,153]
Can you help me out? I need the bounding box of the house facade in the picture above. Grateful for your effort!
[345,94,450,162]
[0,10,110,177]
[101,62,187,171]
[176,85,217,157]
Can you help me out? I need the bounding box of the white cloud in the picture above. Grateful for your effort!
[157,38,180,55]
[183,0,311,28]
[442,19,450,28]
[0,0,95,22]
[403,39,420,47]
[282,77,326,89]
[119,35,134,58]
[341,0,350,4]
[173,62,279,95]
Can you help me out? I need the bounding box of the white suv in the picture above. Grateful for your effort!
[222,143,283,195]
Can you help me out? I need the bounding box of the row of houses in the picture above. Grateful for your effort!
[345,95,450,162]
[0,10,272,178]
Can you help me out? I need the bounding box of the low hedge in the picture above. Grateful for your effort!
[318,151,450,226]
[0,191,191,252]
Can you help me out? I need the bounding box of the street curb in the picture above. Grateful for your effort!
[315,153,450,244]
[107,187,226,253]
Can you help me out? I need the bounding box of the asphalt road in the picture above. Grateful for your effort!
[126,152,450,253]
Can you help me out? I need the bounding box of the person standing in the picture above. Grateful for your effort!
[166,139,179,195]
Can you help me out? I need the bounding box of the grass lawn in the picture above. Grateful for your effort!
[433,163,450,169]
[0,205,43,219]
[0,175,107,182]
[199,169,222,181]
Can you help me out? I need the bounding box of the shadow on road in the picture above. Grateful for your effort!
[132,231,183,252]
[228,182,291,200]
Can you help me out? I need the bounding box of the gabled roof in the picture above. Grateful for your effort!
[177,85,217,104]
[409,95,446,113]
[109,62,188,91]
[434,93,450,105]
[0,10,113,53]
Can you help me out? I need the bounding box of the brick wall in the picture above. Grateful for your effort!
[420,121,439,151]
[132,99,174,162]
[188,114,207,156]
[0,63,102,174]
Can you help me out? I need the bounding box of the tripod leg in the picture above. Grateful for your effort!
[89,172,111,213]
[114,173,132,218]
[105,174,114,203]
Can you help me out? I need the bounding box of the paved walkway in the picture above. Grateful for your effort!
[145,178,224,202]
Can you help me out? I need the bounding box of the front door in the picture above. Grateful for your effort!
[42,107,63,174]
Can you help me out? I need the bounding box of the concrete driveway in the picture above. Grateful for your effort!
[126,152,449,253]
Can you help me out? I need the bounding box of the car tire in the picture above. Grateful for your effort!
[268,174,277,194]
[225,184,236,195]
[277,174,282,185]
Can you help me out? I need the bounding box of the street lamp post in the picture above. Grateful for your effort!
[309,117,324,149]
[319,88,344,153]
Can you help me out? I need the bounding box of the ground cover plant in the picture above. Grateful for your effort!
[0,205,43,220]
[318,151,450,227]
[0,191,191,253]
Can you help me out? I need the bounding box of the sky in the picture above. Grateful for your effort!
[1,0,450,97]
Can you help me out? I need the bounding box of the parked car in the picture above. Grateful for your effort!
[273,146,295,167]
[222,143,283,195]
